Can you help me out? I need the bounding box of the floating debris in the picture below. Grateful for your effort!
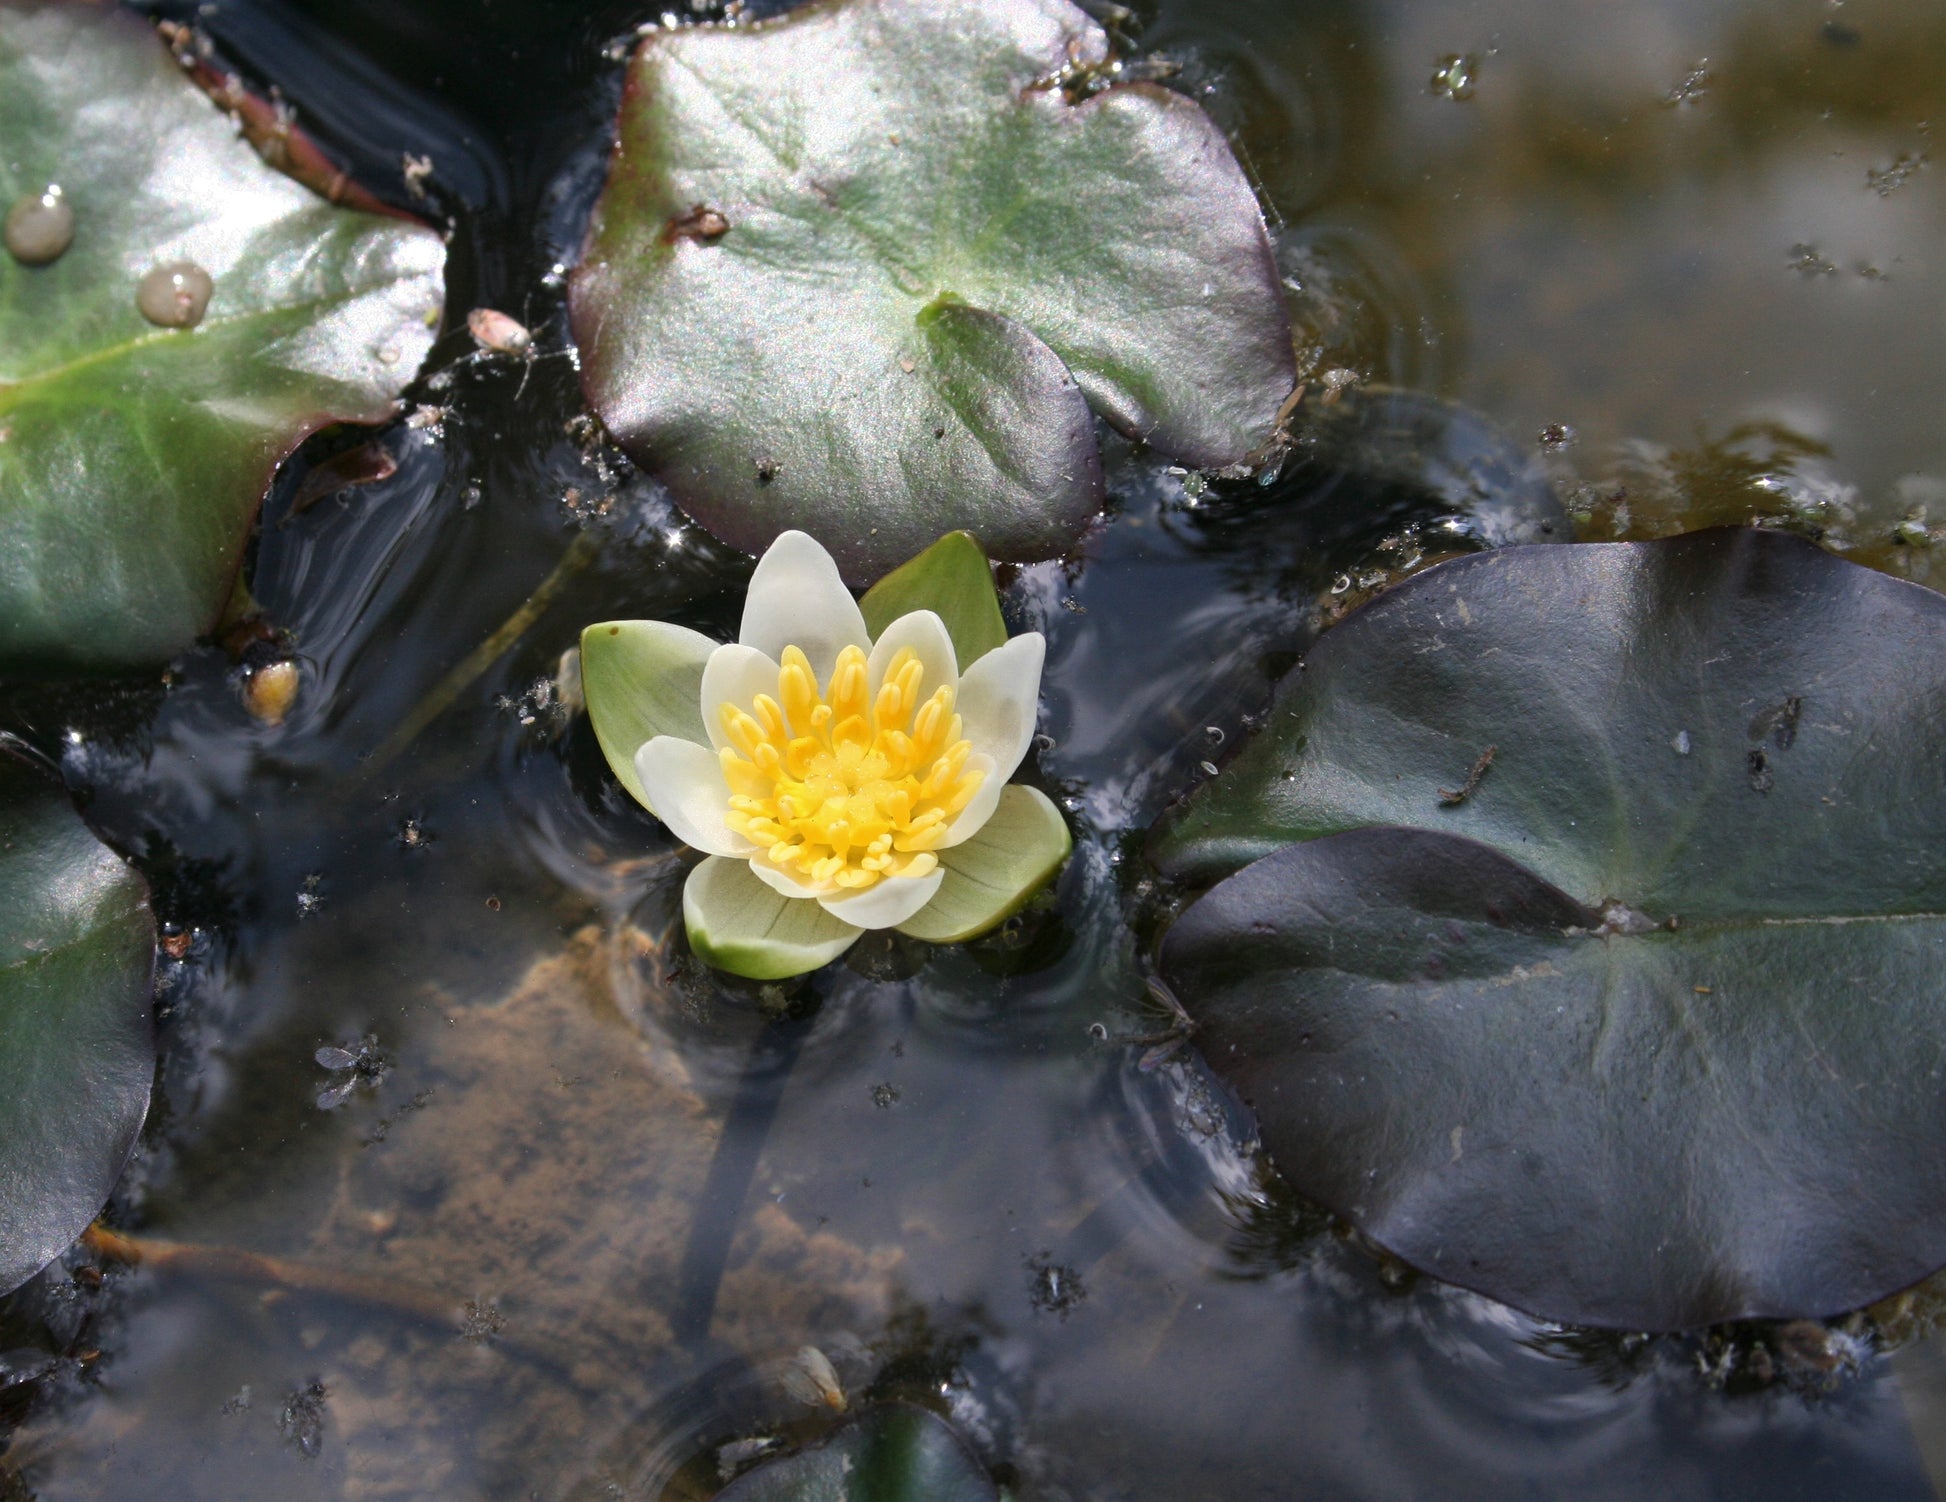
[1439,744,1497,807]
[662,202,730,243]
[870,1082,900,1108]
[279,1381,328,1458]
[136,260,214,327]
[781,1345,847,1412]
[401,151,434,201]
[1866,151,1928,198]
[295,872,327,919]
[5,186,73,265]
[1429,53,1477,101]
[241,659,299,726]
[717,1436,784,1482]
[459,1299,506,1344]
[1788,243,1838,278]
[1663,60,1711,107]
[1026,1251,1086,1318]
[467,307,532,356]
[1538,422,1578,452]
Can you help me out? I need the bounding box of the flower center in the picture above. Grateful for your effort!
[719,643,984,893]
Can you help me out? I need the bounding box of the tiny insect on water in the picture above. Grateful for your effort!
[467,307,532,356]
[315,1035,388,1110]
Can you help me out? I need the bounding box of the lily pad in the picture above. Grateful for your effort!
[0,754,156,1297]
[570,0,1294,582]
[1155,528,1946,1328]
[716,1403,997,1502]
[0,2,445,672]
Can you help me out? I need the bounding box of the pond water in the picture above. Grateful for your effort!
[6,0,1946,1497]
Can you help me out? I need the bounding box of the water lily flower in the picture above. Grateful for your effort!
[582,531,1071,979]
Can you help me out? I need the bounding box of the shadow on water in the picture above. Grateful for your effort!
[4,0,1946,1498]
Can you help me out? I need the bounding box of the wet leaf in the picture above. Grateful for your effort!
[570,0,1293,581]
[0,755,155,1297]
[860,532,1008,669]
[1157,528,1946,1328]
[715,1403,997,1502]
[0,3,445,672]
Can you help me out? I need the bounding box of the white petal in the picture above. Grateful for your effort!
[815,868,946,930]
[739,530,870,688]
[634,736,756,858]
[747,852,826,899]
[866,609,959,710]
[941,752,1002,848]
[700,643,782,751]
[954,633,1045,781]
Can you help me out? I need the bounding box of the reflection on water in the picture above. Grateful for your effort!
[5,0,1946,1497]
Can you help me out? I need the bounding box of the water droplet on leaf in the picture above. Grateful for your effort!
[136,261,214,327]
[5,186,73,265]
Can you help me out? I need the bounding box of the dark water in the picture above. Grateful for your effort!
[5,0,1946,1497]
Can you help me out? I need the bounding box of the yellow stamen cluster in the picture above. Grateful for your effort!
[721,644,984,893]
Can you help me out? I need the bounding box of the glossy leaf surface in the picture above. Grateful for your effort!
[0,757,155,1296]
[0,2,445,670]
[1157,529,1946,1328]
[716,1404,997,1502]
[571,0,1293,581]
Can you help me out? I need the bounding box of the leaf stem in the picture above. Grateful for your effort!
[365,528,603,771]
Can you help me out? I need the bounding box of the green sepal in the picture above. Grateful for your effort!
[861,532,1009,669]
[897,786,1070,945]
[579,620,716,814]
[683,856,862,980]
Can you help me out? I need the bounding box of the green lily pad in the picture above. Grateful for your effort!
[1156,528,1946,1328]
[861,532,1008,669]
[716,1404,997,1502]
[0,755,155,1297]
[0,2,445,672]
[570,0,1294,582]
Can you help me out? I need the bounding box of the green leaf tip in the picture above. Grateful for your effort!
[683,856,861,980]
[579,619,714,814]
[860,532,1009,668]
[897,786,1071,944]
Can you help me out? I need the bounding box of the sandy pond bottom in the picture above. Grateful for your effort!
[9,0,1946,1496]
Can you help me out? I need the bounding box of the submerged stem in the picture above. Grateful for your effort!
[80,1224,590,1388]
[365,527,602,771]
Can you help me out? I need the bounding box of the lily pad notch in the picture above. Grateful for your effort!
[0,751,156,1297]
[1156,527,1946,1330]
[570,0,1295,581]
